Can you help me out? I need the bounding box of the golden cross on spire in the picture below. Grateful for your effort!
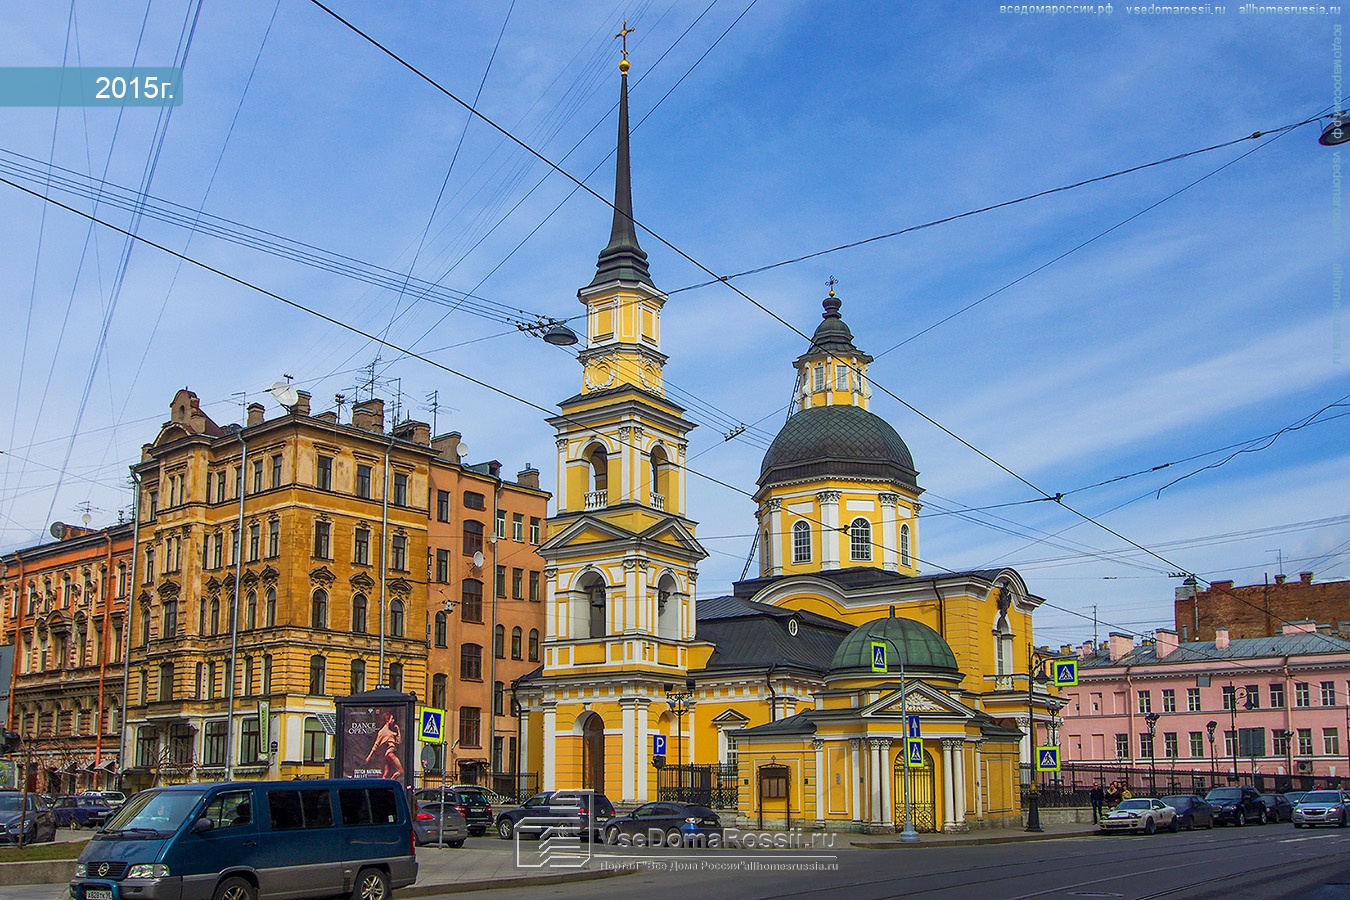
[826,275,838,296]
[615,21,635,66]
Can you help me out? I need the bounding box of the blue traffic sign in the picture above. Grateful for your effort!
[419,707,444,744]
[907,738,924,767]
[1036,746,1061,772]
[1053,661,1078,687]
[871,641,888,673]
[907,715,921,738]
[652,734,667,757]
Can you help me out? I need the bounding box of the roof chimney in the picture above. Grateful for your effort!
[1080,640,1094,659]
[1282,620,1318,635]
[516,465,540,490]
[1155,628,1179,658]
[431,432,465,464]
[293,390,312,416]
[1108,632,1134,661]
[246,402,265,427]
[1300,571,1314,585]
[1214,627,1230,651]
[1275,574,1287,585]
[351,398,385,433]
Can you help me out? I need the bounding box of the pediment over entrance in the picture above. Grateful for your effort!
[861,681,975,722]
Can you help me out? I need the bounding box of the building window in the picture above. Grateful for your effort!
[834,363,850,391]
[464,491,486,511]
[512,568,523,599]
[494,510,506,540]
[271,454,283,488]
[268,519,280,557]
[496,565,507,598]
[309,655,326,695]
[163,600,178,640]
[1323,681,1338,706]
[265,588,277,627]
[435,549,449,583]
[529,571,541,601]
[1326,728,1341,755]
[792,521,811,564]
[436,490,450,522]
[1298,728,1314,756]
[351,593,367,633]
[461,644,483,680]
[1222,686,1236,711]
[849,518,872,562]
[388,662,403,692]
[248,524,261,562]
[434,610,448,648]
[158,662,174,701]
[900,523,912,568]
[356,465,372,499]
[1244,685,1260,709]
[252,459,264,494]
[1270,684,1285,708]
[512,513,524,541]
[243,656,254,696]
[204,721,227,767]
[1140,733,1154,759]
[262,654,272,694]
[393,472,408,507]
[432,674,447,710]
[317,455,333,491]
[461,579,483,622]
[464,521,484,555]
[246,590,257,630]
[1115,734,1129,760]
[1163,732,1178,758]
[528,628,540,662]
[459,707,481,748]
[1137,691,1151,714]
[354,527,370,565]
[529,517,541,543]
[1296,683,1311,707]
[144,547,155,582]
[494,624,506,659]
[241,717,261,763]
[313,520,331,559]
[304,717,326,763]
[391,535,408,572]
[1190,731,1205,758]
[1161,689,1176,713]
[311,589,328,629]
[136,726,160,767]
[350,659,366,695]
[812,363,825,391]
[494,681,505,716]
[389,599,405,637]
[1225,730,1238,756]
[1274,730,1291,757]
[511,626,522,659]
[1187,688,1203,711]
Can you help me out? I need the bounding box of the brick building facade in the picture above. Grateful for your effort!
[1174,573,1350,643]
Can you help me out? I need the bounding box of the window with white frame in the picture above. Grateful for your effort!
[849,518,872,561]
[792,521,811,563]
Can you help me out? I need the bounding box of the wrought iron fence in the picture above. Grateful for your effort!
[657,763,739,808]
[456,771,538,804]
[1020,762,1343,808]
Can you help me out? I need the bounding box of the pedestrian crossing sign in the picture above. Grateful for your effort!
[420,707,444,744]
[907,737,924,767]
[871,641,888,673]
[1036,746,1060,772]
[1053,661,1078,687]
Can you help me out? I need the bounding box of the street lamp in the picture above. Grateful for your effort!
[1023,647,1067,833]
[1226,685,1257,784]
[1279,730,1294,789]
[665,678,695,799]
[1144,712,1161,796]
[1206,721,1218,787]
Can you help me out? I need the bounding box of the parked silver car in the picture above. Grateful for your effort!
[1292,790,1350,827]
[1099,798,1178,835]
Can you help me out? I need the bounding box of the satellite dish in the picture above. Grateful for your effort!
[81,511,92,525]
[50,522,66,540]
[269,380,300,408]
[456,443,469,461]
[472,551,485,568]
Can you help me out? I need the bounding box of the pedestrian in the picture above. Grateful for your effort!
[1105,780,1121,808]
[1090,782,1105,823]
[1121,783,1133,801]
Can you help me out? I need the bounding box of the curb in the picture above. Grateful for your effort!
[851,830,1097,849]
[0,860,76,885]
[396,865,634,896]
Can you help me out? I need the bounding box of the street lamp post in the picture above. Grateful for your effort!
[1144,712,1160,797]
[1227,685,1256,784]
[665,679,695,799]
[1206,721,1218,789]
[1022,647,1067,833]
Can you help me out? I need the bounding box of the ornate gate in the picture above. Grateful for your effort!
[894,749,937,833]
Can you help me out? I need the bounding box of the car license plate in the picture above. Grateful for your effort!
[85,890,113,900]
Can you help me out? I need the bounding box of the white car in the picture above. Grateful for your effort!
[1100,798,1178,834]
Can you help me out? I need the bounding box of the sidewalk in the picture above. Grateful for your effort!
[398,839,633,896]
[851,822,1099,849]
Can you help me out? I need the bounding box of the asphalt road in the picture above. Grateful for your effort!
[438,825,1350,900]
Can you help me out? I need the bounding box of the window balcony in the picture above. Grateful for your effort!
[649,492,665,511]
[585,490,608,510]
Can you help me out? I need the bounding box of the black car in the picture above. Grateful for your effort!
[0,791,56,844]
[496,790,615,841]
[1160,794,1214,830]
[413,786,493,836]
[1259,792,1295,823]
[602,801,723,847]
[1204,786,1265,826]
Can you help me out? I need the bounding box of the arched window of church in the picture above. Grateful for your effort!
[792,521,812,564]
[900,523,912,568]
[849,518,872,562]
[648,445,670,508]
[994,613,1015,686]
[588,446,609,494]
[587,579,607,639]
[812,364,825,392]
[835,364,850,391]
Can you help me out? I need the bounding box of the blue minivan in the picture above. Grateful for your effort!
[69,779,417,900]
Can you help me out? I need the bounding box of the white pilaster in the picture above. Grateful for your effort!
[818,490,841,571]
[542,703,557,790]
[850,739,862,825]
[941,739,957,832]
[953,740,968,831]
[879,493,899,572]
[767,499,783,576]
[812,739,825,827]
[621,699,637,803]
[636,698,651,802]
[880,739,894,829]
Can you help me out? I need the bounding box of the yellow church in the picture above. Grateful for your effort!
[516,55,1056,833]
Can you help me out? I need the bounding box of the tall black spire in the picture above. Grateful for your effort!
[589,54,653,288]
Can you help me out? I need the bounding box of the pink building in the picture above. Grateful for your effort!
[1061,624,1350,788]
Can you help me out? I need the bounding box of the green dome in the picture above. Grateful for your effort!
[829,615,959,674]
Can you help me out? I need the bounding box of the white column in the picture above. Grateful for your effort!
[685,701,696,763]
[850,739,862,825]
[953,740,968,831]
[676,440,688,516]
[941,739,957,832]
[621,700,637,803]
[880,739,894,830]
[818,491,841,571]
[1017,715,1032,770]
[974,740,984,820]
[555,438,568,513]
[766,499,783,576]
[879,493,899,572]
[636,698,651,802]
[871,740,884,827]
[542,703,557,790]
[543,567,559,640]
[519,710,532,786]
[812,739,825,827]
[622,558,638,634]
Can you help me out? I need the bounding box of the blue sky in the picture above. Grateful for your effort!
[1,2,1346,648]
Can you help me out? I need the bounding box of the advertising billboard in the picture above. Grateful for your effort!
[340,701,411,783]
